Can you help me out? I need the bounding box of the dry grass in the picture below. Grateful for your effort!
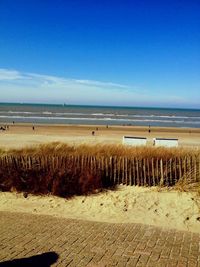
[0,142,200,197]
[0,157,106,198]
[174,164,200,193]
[1,142,199,159]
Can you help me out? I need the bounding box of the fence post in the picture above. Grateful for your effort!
[160,159,164,186]
[132,158,135,185]
[152,158,155,186]
[113,156,116,184]
[129,159,132,185]
[147,158,150,186]
[143,158,146,186]
[125,157,128,185]
[199,155,200,182]
[179,157,182,180]
[174,157,177,183]
[165,159,168,186]
[117,157,121,185]
[110,156,113,184]
[156,158,159,185]
[136,158,139,185]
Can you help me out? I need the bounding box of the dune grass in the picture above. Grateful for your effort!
[1,141,199,159]
[0,142,200,197]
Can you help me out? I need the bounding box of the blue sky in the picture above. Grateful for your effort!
[0,0,199,108]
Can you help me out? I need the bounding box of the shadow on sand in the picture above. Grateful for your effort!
[0,252,59,267]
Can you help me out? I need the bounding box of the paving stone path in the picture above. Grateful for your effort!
[0,211,200,267]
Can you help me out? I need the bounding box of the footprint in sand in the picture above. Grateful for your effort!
[147,199,159,211]
[23,192,28,198]
[154,200,159,206]
[184,217,190,224]
[123,200,128,211]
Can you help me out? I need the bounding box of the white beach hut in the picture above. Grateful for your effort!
[153,138,178,147]
[123,136,147,146]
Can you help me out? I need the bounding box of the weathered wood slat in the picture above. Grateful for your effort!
[129,159,132,185]
[125,157,128,185]
[143,158,146,186]
[198,155,200,182]
[0,153,199,188]
[152,158,155,186]
[113,156,117,184]
[160,159,164,186]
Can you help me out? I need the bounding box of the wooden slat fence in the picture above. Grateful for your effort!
[0,155,199,186]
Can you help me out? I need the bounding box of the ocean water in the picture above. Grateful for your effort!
[0,103,200,128]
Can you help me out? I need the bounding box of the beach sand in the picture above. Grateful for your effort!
[0,123,200,233]
[0,186,200,233]
[0,123,200,149]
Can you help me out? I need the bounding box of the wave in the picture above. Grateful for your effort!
[0,115,200,124]
[6,111,37,114]
[42,111,52,115]
[0,110,200,120]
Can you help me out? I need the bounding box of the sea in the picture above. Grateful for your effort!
[0,103,200,128]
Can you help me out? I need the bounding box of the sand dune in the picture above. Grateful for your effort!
[0,186,200,233]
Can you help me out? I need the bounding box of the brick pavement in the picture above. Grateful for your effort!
[0,211,200,267]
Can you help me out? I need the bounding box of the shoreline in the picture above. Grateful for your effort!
[1,122,200,133]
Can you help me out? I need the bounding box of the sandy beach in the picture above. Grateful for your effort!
[0,123,200,234]
[0,123,200,149]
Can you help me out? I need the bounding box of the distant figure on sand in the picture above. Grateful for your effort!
[92,131,95,136]
[148,125,151,133]
[32,126,35,131]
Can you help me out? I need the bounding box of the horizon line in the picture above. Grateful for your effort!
[0,101,200,111]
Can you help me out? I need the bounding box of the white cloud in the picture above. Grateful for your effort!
[26,72,129,89]
[0,69,24,80]
[0,68,129,90]
[0,68,136,104]
[0,68,198,108]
